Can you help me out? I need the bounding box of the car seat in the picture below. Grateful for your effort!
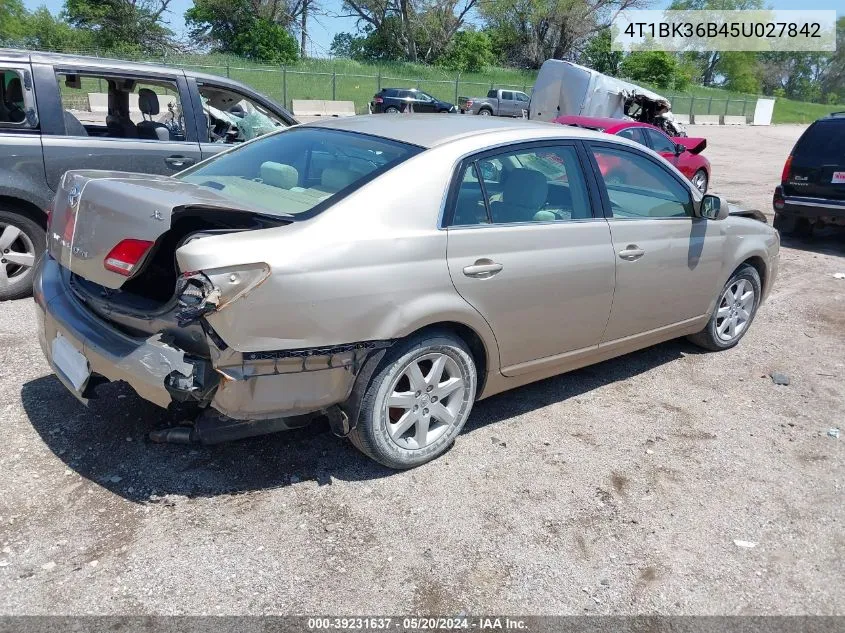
[136,89,170,141]
[488,168,548,223]
[3,77,25,123]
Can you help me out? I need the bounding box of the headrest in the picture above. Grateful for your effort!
[260,162,298,189]
[138,88,160,115]
[321,168,356,193]
[504,168,547,208]
[5,77,23,103]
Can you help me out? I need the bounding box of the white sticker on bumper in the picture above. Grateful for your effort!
[51,334,90,392]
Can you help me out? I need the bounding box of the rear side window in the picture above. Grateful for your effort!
[644,128,676,153]
[487,89,497,98]
[449,145,592,226]
[0,69,34,127]
[502,91,514,100]
[616,127,644,145]
[179,127,421,219]
[793,121,845,163]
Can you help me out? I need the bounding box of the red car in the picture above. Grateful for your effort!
[553,116,711,193]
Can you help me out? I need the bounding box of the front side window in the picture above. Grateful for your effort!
[0,69,34,127]
[55,72,184,140]
[515,92,530,102]
[591,145,693,219]
[198,83,287,144]
[644,128,676,153]
[450,145,592,226]
[179,127,421,218]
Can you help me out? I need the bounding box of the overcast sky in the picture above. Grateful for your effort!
[21,0,844,59]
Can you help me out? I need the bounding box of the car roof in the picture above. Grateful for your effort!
[302,114,608,149]
[0,48,253,90]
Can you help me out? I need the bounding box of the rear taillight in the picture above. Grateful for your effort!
[773,187,785,210]
[781,155,793,184]
[104,239,154,276]
[466,100,473,107]
[374,96,383,104]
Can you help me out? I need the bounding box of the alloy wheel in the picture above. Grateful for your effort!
[692,170,708,193]
[0,222,36,293]
[715,278,755,342]
[383,352,468,450]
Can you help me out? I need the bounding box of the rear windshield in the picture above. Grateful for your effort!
[793,120,845,163]
[178,127,421,218]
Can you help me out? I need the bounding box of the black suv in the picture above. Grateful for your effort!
[371,88,456,114]
[773,112,845,236]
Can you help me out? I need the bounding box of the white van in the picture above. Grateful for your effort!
[529,59,685,135]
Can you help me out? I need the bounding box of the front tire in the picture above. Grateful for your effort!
[348,330,477,469]
[0,210,44,301]
[691,168,708,193]
[687,264,761,351]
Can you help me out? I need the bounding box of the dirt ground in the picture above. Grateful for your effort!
[0,124,843,615]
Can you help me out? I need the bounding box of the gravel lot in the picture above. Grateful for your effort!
[1,123,843,616]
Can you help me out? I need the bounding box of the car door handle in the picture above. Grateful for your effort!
[165,155,195,168]
[618,245,645,261]
[463,260,503,278]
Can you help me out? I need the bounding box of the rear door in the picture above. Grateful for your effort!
[37,63,203,191]
[445,141,616,374]
[784,119,845,201]
[500,91,515,116]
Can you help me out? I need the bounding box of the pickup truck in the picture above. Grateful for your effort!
[458,89,530,117]
[0,48,297,300]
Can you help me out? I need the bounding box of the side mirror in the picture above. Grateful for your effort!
[699,194,730,220]
[674,143,686,156]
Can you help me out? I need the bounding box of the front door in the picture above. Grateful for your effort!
[586,142,726,343]
[445,142,616,374]
[39,66,203,191]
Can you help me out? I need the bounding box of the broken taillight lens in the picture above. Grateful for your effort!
[466,100,473,107]
[374,96,384,104]
[781,155,793,184]
[104,239,154,276]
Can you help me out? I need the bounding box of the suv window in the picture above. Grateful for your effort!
[644,128,676,153]
[793,120,845,163]
[450,145,591,225]
[197,82,286,144]
[0,69,33,127]
[55,72,184,140]
[591,146,693,219]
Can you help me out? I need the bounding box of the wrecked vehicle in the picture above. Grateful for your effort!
[35,116,778,469]
[529,59,687,136]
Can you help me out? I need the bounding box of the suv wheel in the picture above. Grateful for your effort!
[348,330,477,469]
[0,210,44,301]
[773,212,812,237]
[384,106,400,114]
[688,264,761,351]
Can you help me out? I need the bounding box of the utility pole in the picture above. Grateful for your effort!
[300,0,308,58]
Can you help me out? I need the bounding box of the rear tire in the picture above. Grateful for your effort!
[0,210,44,301]
[478,108,492,116]
[384,106,400,114]
[348,330,477,469]
[773,212,812,237]
[687,264,761,352]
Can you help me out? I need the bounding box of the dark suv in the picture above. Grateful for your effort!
[0,49,296,300]
[370,88,456,114]
[773,112,845,236]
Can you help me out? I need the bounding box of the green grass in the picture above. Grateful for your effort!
[40,48,845,122]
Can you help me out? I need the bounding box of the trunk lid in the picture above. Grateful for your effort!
[48,170,284,289]
[675,136,706,155]
[783,119,845,200]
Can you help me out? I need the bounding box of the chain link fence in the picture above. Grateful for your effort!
[3,44,761,119]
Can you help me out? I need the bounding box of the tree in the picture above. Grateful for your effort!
[580,28,622,75]
[0,0,27,42]
[619,51,677,88]
[437,30,494,72]
[186,0,305,61]
[479,0,647,70]
[338,0,478,63]
[64,0,176,53]
[719,52,760,94]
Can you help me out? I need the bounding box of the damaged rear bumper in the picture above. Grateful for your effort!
[34,254,383,421]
